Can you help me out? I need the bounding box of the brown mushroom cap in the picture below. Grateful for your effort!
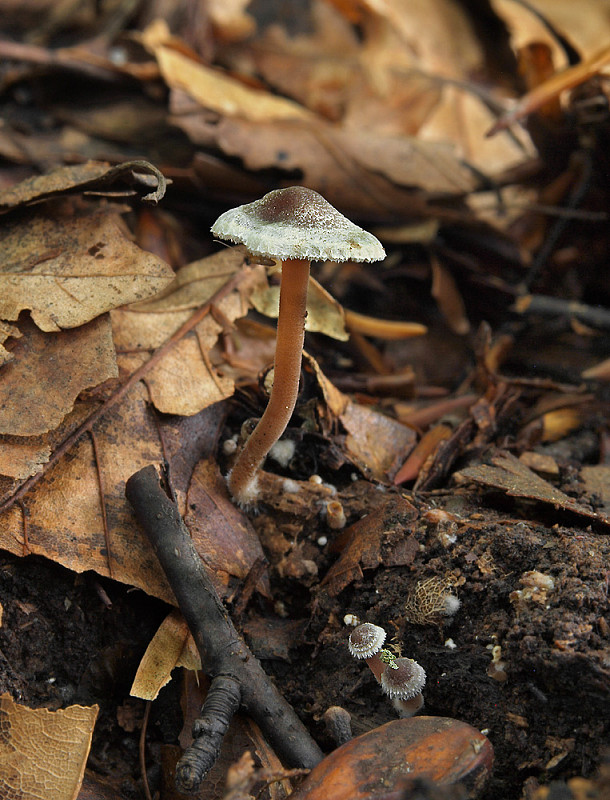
[380,657,426,700]
[211,186,386,263]
[348,623,386,659]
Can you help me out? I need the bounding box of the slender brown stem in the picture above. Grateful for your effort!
[228,258,310,505]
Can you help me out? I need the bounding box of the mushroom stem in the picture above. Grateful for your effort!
[228,258,310,505]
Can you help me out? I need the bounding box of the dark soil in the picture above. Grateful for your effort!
[1,458,609,799]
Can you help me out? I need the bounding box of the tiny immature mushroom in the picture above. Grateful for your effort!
[348,622,389,682]
[380,657,426,699]
[211,186,385,506]
[380,656,426,718]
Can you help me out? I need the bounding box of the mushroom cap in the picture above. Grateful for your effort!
[348,623,386,659]
[380,657,426,699]
[211,186,386,263]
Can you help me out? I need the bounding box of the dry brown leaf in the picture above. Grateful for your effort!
[143,19,312,122]
[184,459,270,596]
[0,386,176,601]
[357,0,484,80]
[305,353,417,480]
[207,0,256,41]
[492,0,610,63]
[133,245,254,313]
[0,159,167,213]
[112,248,267,415]
[131,609,201,701]
[0,390,230,604]
[341,402,417,482]
[243,1,361,120]
[250,274,348,341]
[0,314,117,436]
[459,451,610,527]
[321,494,418,596]
[339,127,479,194]
[0,201,174,332]
[0,693,98,800]
[173,106,467,217]
[0,402,93,481]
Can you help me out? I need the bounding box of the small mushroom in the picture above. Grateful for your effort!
[380,656,426,717]
[347,622,388,682]
[380,656,426,699]
[212,186,385,506]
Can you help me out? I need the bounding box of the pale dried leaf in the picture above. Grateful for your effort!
[131,609,201,701]
[143,20,312,122]
[112,251,266,415]
[133,245,252,312]
[0,160,167,213]
[207,0,256,40]
[0,202,174,331]
[0,314,117,436]
[417,84,534,173]
[358,0,484,79]
[492,0,610,62]
[250,274,348,341]
[0,693,98,800]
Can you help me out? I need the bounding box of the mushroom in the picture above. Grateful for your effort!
[211,186,385,506]
[380,656,426,717]
[347,622,389,682]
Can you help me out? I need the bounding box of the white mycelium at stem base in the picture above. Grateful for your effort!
[211,186,385,507]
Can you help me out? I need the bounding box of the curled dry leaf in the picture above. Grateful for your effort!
[0,159,167,213]
[131,609,201,701]
[0,201,174,332]
[304,353,417,480]
[0,314,117,436]
[0,693,98,800]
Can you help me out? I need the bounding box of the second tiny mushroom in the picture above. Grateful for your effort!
[211,186,385,506]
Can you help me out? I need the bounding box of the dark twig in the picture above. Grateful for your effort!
[125,465,323,793]
[513,294,610,330]
[523,149,594,290]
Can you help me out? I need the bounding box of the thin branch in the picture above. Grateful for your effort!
[125,465,323,792]
[89,429,113,578]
